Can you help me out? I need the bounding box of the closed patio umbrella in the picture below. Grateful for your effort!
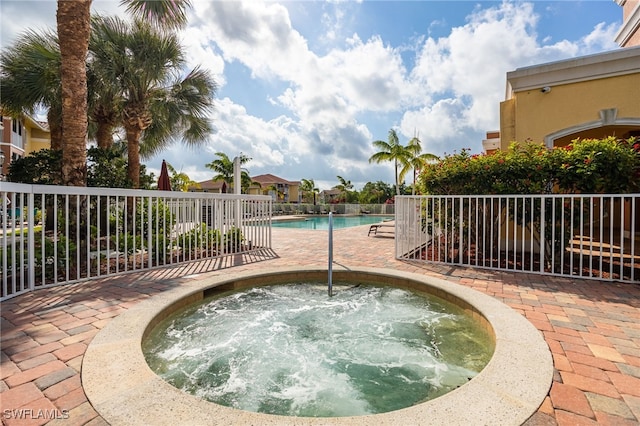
[158,160,172,191]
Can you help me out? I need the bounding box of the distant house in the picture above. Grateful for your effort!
[0,113,51,178]
[319,189,341,204]
[189,179,227,193]
[247,174,300,203]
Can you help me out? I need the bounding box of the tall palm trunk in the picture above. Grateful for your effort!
[47,108,64,152]
[57,0,90,187]
[94,105,118,149]
[125,126,142,188]
[123,104,152,188]
[57,0,91,253]
[395,160,400,195]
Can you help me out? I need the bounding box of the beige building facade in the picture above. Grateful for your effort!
[247,174,300,203]
[487,0,640,153]
[0,114,51,178]
[497,46,640,150]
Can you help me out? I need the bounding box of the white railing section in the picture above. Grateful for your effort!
[396,194,639,283]
[1,182,272,301]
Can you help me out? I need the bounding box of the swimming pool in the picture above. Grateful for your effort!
[272,215,393,230]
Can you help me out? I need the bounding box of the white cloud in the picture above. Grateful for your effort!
[396,1,619,153]
[194,1,313,81]
[172,1,624,188]
[1,0,623,190]
[581,22,620,53]
[181,26,227,88]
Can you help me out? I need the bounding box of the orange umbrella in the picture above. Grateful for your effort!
[157,160,172,191]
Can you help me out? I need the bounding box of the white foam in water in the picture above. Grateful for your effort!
[144,284,493,417]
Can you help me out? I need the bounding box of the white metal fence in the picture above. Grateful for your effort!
[396,194,639,283]
[0,182,272,301]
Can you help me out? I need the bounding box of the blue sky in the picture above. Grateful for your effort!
[0,1,624,191]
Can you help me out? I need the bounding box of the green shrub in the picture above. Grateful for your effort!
[223,226,245,252]
[177,224,222,250]
[110,198,175,255]
[418,137,639,195]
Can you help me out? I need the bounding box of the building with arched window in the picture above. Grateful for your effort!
[484,0,640,154]
[497,46,640,150]
[482,0,640,242]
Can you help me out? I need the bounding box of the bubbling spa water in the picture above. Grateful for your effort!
[143,283,494,417]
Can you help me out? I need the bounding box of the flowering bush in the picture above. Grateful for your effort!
[418,137,639,195]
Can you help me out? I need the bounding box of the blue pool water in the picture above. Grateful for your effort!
[272,215,393,230]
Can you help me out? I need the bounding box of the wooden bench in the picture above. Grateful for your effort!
[368,223,394,236]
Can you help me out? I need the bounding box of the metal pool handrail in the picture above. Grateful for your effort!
[328,212,333,296]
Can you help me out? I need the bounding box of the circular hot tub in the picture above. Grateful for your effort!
[82,267,553,425]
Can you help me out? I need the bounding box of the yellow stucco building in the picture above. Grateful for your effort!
[486,0,640,153]
[247,174,301,203]
[497,47,640,150]
[482,1,640,243]
[0,113,51,178]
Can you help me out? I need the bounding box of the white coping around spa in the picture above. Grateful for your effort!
[82,266,553,426]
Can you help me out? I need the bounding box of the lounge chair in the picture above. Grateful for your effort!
[368,221,394,236]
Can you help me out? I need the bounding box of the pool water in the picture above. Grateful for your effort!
[143,283,494,417]
[272,215,393,230]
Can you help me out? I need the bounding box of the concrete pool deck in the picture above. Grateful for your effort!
[1,225,640,425]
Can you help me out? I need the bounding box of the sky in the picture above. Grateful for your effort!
[0,0,624,191]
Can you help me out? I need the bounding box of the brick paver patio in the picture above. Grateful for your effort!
[1,225,639,425]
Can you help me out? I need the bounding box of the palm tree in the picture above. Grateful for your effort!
[121,0,192,31]
[300,178,319,204]
[399,136,439,195]
[266,184,285,202]
[87,15,126,150]
[56,0,91,186]
[0,29,64,152]
[205,152,252,193]
[334,175,353,203]
[2,23,124,153]
[53,0,193,186]
[369,129,416,196]
[137,65,216,159]
[89,15,216,187]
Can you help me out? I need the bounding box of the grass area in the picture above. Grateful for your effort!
[1,224,42,236]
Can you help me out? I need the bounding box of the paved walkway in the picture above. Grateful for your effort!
[1,225,639,425]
